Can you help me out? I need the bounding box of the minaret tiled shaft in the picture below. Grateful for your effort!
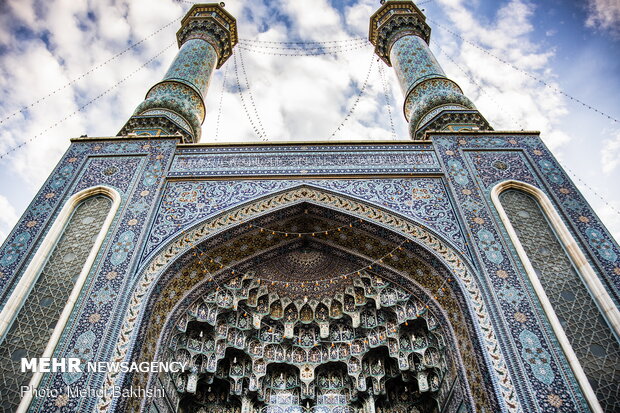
[118,3,237,143]
[369,0,490,139]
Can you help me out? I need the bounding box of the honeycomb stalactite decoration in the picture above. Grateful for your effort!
[159,272,451,412]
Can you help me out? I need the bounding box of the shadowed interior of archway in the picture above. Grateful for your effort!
[118,203,502,412]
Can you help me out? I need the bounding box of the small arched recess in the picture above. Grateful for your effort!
[492,180,620,412]
[0,185,120,413]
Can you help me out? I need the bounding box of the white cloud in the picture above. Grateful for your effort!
[433,0,571,150]
[586,0,620,38]
[0,0,618,251]
[602,130,620,174]
[0,195,19,245]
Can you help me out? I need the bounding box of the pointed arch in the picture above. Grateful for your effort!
[0,185,121,413]
[491,179,620,413]
[99,186,518,412]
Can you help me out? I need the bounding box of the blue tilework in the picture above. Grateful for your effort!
[141,177,468,261]
[433,133,620,412]
[5,135,617,413]
[17,139,177,413]
[163,38,217,100]
[390,35,445,100]
[169,149,441,176]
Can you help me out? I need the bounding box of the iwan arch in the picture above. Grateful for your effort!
[0,2,619,413]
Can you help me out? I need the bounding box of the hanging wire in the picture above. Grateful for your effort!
[432,31,620,219]
[238,38,367,52]
[185,231,453,337]
[237,47,268,139]
[200,238,412,286]
[377,61,398,139]
[214,63,229,140]
[428,17,619,124]
[239,38,367,45]
[237,42,369,57]
[560,162,620,218]
[329,54,376,139]
[165,189,456,335]
[0,17,181,127]
[232,50,268,141]
[433,43,526,130]
[248,218,364,237]
[0,41,176,161]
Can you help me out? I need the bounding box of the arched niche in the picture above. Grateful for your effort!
[491,180,620,412]
[98,186,519,411]
[1,185,121,413]
[105,195,509,413]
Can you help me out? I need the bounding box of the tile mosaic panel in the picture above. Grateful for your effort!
[433,133,620,412]
[170,148,440,177]
[141,178,467,261]
[9,138,178,413]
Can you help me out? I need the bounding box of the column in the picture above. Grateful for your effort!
[118,3,238,143]
[369,0,491,139]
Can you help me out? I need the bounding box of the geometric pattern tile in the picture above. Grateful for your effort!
[0,195,111,413]
[501,189,620,411]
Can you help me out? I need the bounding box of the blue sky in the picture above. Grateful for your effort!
[0,0,619,244]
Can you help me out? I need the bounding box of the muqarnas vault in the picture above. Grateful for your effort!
[0,1,619,413]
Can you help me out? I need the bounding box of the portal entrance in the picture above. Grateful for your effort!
[123,201,501,412]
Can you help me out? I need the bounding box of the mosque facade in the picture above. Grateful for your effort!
[0,2,619,412]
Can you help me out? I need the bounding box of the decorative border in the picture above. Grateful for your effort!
[140,178,468,260]
[169,150,441,177]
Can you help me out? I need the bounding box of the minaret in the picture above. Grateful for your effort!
[118,3,237,143]
[369,0,491,139]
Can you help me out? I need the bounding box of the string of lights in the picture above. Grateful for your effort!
[329,54,376,139]
[249,218,365,236]
[237,47,269,139]
[214,63,229,140]
[428,17,619,124]
[159,186,456,335]
[184,231,453,338]
[238,38,367,45]
[433,43,620,219]
[232,51,268,141]
[377,61,398,139]
[560,162,620,218]
[238,39,368,51]
[0,17,181,127]
[237,43,370,57]
[0,41,176,161]
[195,239,411,286]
